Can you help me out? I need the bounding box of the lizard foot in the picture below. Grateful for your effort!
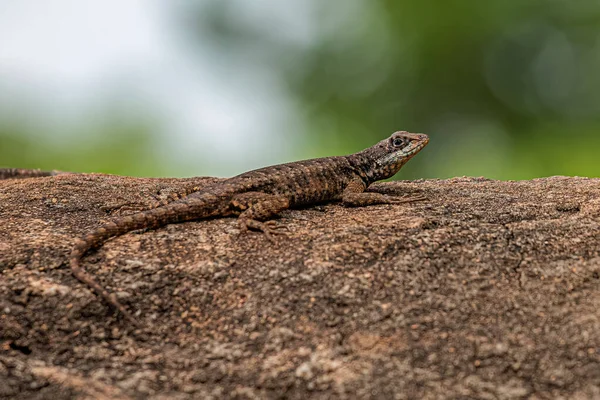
[239,219,288,242]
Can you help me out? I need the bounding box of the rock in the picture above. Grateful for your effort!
[1,174,599,399]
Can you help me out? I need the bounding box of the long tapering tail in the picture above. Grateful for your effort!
[69,196,221,325]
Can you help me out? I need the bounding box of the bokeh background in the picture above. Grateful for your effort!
[1,1,599,180]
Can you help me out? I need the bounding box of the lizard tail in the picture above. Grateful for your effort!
[69,196,220,326]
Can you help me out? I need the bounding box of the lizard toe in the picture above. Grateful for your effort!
[264,220,290,231]
[239,219,287,242]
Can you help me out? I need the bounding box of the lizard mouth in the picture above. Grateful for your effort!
[375,132,429,168]
[403,133,429,156]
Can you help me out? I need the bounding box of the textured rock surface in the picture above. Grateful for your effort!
[1,174,599,399]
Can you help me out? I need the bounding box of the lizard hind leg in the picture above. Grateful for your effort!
[231,192,290,242]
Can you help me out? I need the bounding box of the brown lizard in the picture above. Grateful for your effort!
[0,168,66,179]
[69,131,429,325]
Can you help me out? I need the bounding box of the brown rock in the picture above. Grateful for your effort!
[1,174,600,399]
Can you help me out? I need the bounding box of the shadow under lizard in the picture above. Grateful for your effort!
[68,131,429,326]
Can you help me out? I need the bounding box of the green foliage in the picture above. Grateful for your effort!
[2,1,599,179]
[0,122,161,177]
[197,0,600,179]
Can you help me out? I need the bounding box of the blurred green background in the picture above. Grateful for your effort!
[1,1,599,180]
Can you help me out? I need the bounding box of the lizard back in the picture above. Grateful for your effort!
[192,155,359,207]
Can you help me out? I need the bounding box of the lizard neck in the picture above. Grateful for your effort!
[346,147,413,184]
[345,152,380,186]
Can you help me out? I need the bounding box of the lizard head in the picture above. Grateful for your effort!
[362,131,429,181]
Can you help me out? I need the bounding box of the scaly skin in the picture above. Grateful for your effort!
[69,131,429,325]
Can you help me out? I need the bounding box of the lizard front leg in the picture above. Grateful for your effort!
[231,192,290,242]
[342,178,425,207]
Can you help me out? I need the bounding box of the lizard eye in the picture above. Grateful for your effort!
[392,137,406,147]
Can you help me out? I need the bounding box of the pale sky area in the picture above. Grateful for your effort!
[0,0,319,176]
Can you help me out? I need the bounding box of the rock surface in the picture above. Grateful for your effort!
[1,174,599,399]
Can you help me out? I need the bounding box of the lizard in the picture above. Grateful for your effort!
[69,131,429,325]
[0,168,66,180]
